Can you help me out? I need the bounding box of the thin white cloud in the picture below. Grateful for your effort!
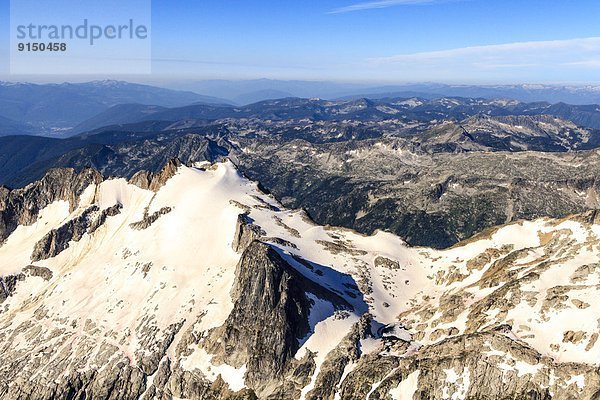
[329,0,452,14]
[562,59,600,68]
[361,37,600,82]
[370,37,600,65]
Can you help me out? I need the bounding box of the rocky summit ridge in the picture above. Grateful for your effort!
[0,160,598,399]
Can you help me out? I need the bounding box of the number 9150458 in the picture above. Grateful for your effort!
[17,43,67,52]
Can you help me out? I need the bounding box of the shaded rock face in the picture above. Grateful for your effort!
[89,204,123,233]
[0,241,324,400]
[31,204,122,262]
[0,167,102,244]
[0,274,25,304]
[130,158,183,192]
[1,266,52,308]
[231,214,266,252]
[31,205,99,262]
[304,314,371,399]
[206,241,350,396]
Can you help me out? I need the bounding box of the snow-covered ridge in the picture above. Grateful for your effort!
[0,161,598,399]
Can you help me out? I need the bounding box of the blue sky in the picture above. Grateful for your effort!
[1,0,600,84]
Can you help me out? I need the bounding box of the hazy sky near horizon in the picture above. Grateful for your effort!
[1,0,600,84]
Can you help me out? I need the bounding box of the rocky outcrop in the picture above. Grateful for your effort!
[336,328,600,400]
[206,241,349,396]
[22,265,53,281]
[130,207,172,230]
[129,158,182,191]
[231,214,266,252]
[142,360,259,400]
[31,204,121,262]
[0,273,25,304]
[305,314,372,399]
[0,167,102,244]
[31,205,98,261]
[88,204,123,233]
[30,203,122,262]
[0,362,148,400]
[1,266,52,308]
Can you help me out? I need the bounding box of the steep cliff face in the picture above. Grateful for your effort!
[0,167,102,243]
[0,161,597,399]
[206,240,352,398]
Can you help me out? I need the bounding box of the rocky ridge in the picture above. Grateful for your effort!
[0,161,597,399]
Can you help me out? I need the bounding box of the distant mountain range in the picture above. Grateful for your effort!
[0,80,232,134]
[335,83,600,104]
[4,80,600,137]
[68,96,600,136]
[166,79,600,105]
